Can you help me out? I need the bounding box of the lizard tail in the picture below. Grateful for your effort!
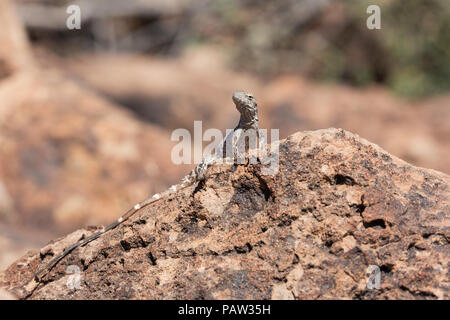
[24,195,157,287]
[21,167,198,294]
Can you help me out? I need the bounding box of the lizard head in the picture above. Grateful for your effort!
[232,91,258,129]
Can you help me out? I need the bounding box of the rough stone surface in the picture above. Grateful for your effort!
[0,288,16,300]
[1,128,448,300]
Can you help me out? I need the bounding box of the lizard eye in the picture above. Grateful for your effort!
[247,94,254,99]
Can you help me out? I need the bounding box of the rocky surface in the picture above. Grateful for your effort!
[0,221,53,272]
[263,76,450,175]
[1,128,448,299]
[0,0,191,240]
[65,48,450,175]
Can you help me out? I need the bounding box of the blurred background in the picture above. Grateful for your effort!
[0,0,448,270]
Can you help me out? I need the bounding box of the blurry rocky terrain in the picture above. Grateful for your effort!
[0,0,448,298]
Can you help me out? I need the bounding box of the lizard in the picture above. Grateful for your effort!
[20,90,259,295]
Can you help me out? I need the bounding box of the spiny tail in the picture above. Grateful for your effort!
[26,173,196,286]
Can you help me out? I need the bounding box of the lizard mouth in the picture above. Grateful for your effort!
[232,91,256,111]
[232,91,258,129]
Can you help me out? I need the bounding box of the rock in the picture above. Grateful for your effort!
[0,0,190,235]
[0,288,16,300]
[0,70,189,234]
[65,49,450,175]
[0,221,50,272]
[1,128,448,299]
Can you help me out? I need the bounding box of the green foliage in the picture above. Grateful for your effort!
[206,0,449,97]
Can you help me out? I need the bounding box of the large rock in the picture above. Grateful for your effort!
[0,70,188,234]
[262,76,450,175]
[0,0,192,270]
[1,128,448,299]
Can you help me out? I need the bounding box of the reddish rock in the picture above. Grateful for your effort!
[0,0,189,238]
[65,50,450,175]
[0,70,188,234]
[262,76,450,175]
[1,128,448,299]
